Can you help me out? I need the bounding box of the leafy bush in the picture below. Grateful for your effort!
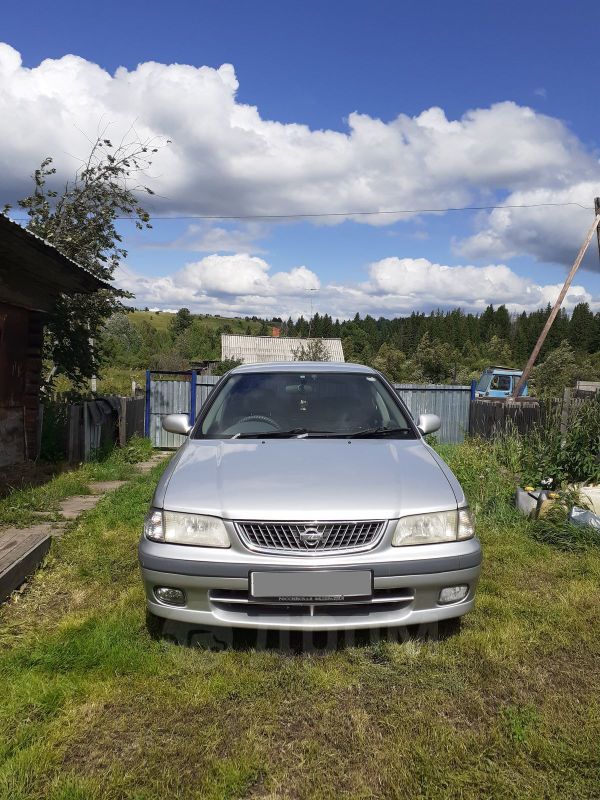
[518,397,600,486]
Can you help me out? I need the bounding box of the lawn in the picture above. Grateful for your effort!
[0,438,598,799]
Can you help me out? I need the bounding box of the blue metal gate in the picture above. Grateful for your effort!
[144,371,219,448]
[394,383,475,443]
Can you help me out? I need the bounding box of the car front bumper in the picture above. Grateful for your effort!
[139,536,482,631]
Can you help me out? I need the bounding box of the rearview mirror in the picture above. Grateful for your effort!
[416,413,441,436]
[162,413,192,436]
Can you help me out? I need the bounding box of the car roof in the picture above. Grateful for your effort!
[229,361,377,375]
[484,366,523,376]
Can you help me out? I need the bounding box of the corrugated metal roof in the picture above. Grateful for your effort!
[0,213,111,290]
[222,334,345,364]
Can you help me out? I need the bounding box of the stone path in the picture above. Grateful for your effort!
[0,450,171,603]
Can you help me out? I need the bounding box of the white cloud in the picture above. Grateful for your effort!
[116,253,321,317]
[146,222,267,253]
[1,42,599,268]
[455,184,599,268]
[115,253,598,319]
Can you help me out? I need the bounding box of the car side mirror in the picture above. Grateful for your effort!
[162,413,192,436]
[417,413,441,436]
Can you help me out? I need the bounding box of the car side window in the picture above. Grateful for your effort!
[490,375,511,391]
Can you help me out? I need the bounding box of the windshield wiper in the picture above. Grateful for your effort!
[233,428,309,439]
[231,427,411,440]
[347,426,412,438]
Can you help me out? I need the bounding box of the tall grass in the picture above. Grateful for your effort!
[437,399,600,553]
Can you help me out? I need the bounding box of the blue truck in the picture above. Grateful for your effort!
[474,366,528,398]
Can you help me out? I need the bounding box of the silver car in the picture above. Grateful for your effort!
[139,362,481,636]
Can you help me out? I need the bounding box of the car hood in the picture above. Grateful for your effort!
[155,439,461,521]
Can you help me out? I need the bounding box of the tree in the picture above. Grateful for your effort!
[213,358,243,375]
[10,132,165,387]
[531,340,588,397]
[480,335,513,367]
[175,321,219,362]
[170,308,193,339]
[569,302,595,353]
[102,312,142,366]
[414,332,456,383]
[372,343,411,382]
[292,338,330,361]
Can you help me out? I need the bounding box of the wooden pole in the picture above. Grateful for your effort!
[595,197,600,259]
[512,211,600,399]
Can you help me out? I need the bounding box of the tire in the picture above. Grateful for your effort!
[146,610,232,648]
[413,616,462,641]
[437,616,462,639]
[145,609,166,640]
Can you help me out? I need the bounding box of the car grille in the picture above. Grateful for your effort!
[235,520,386,553]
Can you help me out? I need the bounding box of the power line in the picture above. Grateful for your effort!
[8,200,594,222]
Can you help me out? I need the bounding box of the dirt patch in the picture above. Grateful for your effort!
[0,461,68,499]
[60,692,259,796]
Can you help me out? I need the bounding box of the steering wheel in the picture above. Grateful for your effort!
[237,414,281,430]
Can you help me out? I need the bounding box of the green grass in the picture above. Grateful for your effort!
[0,439,599,799]
[0,436,153,528]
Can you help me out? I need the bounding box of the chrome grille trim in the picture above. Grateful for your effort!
[234,520,386,554]
[209,588,414,606]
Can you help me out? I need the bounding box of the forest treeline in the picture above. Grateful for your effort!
[101,302,600,396]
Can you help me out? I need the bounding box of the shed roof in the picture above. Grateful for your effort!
[222,334,345,364]
[0,214,110,312]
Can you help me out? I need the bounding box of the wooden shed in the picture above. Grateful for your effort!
[0,214,107,467]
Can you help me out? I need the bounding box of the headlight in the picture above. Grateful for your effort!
[392,507,474,546]
[143,509,230,547]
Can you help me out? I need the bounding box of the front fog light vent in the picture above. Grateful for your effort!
[154,586,186,606]
[438,585,468,604]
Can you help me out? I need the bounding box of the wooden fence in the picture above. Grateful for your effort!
[469,392,589,439]
[41,396,145,463]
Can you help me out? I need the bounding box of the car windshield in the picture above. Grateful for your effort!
[476,373,491,392]
[195,371,415,438]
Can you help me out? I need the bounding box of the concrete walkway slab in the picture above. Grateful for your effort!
[89,481,127,494]
[58,495,102,519]
[136,451,171,474]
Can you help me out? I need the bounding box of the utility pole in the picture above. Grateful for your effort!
[511,202,600,399]
[596,197,600,258]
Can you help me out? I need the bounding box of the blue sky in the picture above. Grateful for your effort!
[1,0,600,319]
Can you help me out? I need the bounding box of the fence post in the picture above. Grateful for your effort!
[67,404,78,463]
[470,379,476,400]
[144,370,151,438]
[83,402,90,461]
[560,387,571,442]
[190,370,197,425]
[118,397,127,447]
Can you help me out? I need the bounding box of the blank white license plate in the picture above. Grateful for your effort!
[249,570,373,602]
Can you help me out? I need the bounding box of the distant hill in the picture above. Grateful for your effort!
[127,309,266,336]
